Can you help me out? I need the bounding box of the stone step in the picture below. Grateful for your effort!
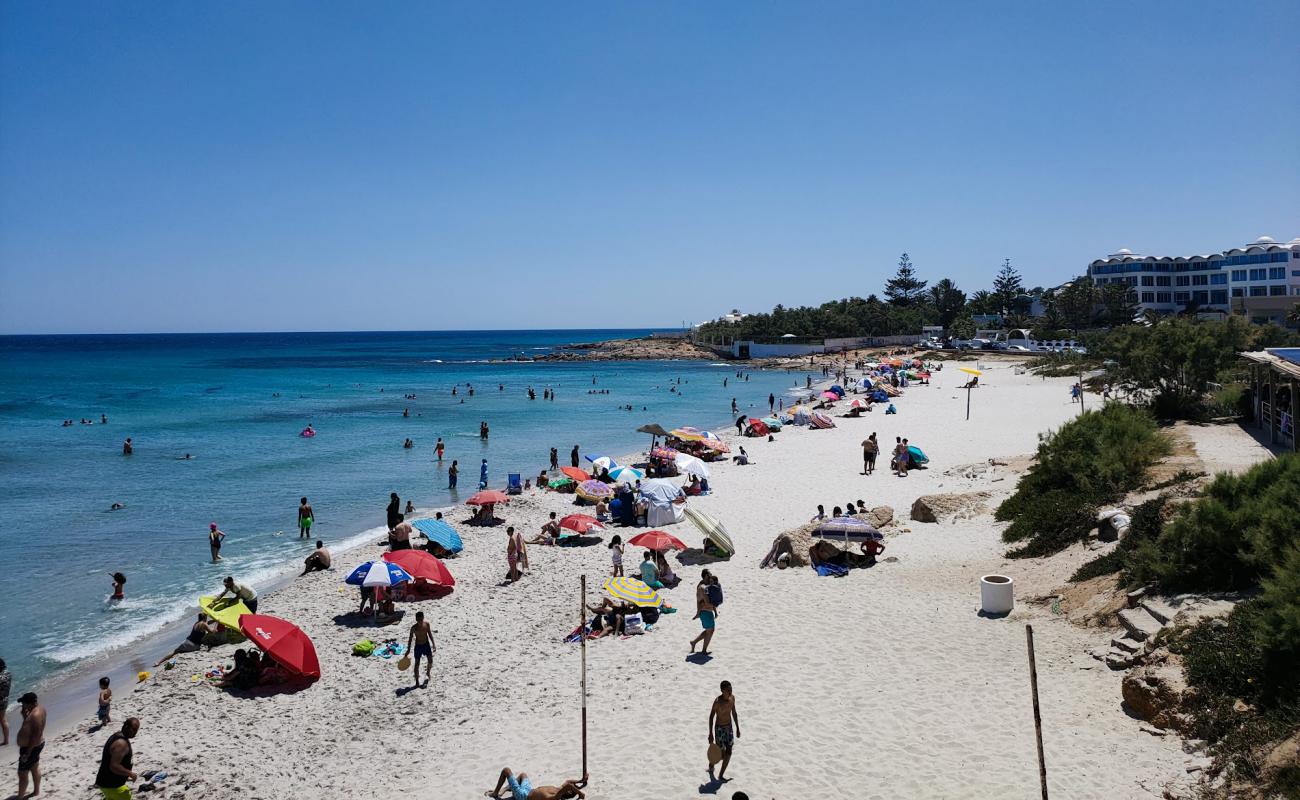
[1119,607,1164,642]
[1111,636,1142,654]
[1139,598,1179,626]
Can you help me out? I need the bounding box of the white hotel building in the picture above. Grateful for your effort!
[1087,236,1300,324]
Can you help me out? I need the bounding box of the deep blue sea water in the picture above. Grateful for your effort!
[0,330,805,692]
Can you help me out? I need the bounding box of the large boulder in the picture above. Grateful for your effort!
[1121,660,1192,732]
[909,491,991,523]
[865,505,894,529]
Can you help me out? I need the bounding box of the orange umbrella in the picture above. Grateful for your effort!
[560,466,590,482]
[466,490,510,506]
[559,514,605,534]
[628,530,687,551]
[383,550,455,586]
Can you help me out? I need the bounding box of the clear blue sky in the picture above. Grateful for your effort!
[1,1,1297,334]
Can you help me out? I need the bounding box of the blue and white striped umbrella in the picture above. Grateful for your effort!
[411,519,463,554]
[585,454,617,472]
[345,560,413,587]
[607,465,645,484]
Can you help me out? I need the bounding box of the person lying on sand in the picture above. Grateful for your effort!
[486,767,586,799]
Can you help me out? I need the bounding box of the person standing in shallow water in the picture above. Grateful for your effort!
[122,437,133,456]
[298,497,314,539]
[448,460,458,490]
[435,437,444,463]
[208,523,225,563]
[549,448,559,471]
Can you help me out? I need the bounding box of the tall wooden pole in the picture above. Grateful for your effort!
[580,574,588,778]
[1026,625,1048,799]
[966,384,972,420]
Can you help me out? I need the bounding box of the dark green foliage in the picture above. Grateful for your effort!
[883,252,927,307]
[997,404,1167,558]
[694,294,931,341]
[1069,496,1167,582]
[991,258,1025,315]
[1127,455,1300,592]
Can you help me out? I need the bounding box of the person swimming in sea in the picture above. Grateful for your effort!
[109,503,125,511]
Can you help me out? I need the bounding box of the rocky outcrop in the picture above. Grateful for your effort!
[909,491,991,523]
[1121,658,1192,732]
[865,505,894,529]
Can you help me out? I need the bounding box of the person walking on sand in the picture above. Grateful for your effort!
[16,692,45,800]
[0,658,10,746]
[298,497,314,539]
[95,717,140,800]
[861,433,879,475]
[505,526,527,583]
[609,535,624,577]
[435,437,445,463]
[708,681,740,781]
[406,611,436,689]
[208,523,225,563]
[387,492,402,530]
[570,445,580,468]
[96,677,112,727]
[689,569,717,655]
[448,460,459,490]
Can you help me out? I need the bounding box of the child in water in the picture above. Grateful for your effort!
[109,572,126,601]
[97,676,112,725]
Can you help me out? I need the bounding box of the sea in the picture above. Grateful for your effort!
[0,330,808,697]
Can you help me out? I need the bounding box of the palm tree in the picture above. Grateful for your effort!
[1288,303,1300,328]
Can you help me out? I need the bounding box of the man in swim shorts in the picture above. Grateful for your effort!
[406,611,436,689]
[16,692,45,799]
[298,497,314,539]
[486,767,586,799]
[689,569,717,655]
[709,681,740,780]
[301,541,331,575]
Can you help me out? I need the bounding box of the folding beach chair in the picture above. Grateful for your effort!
[507,473,523,495]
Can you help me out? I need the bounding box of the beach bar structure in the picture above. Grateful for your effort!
[1240,347,1300,451]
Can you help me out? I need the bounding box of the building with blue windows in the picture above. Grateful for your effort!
[1088,236,1300,324]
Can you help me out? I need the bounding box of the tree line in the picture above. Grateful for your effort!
[694,252,1144,341]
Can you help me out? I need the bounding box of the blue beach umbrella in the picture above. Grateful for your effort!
[345,560,413,588]
[411,519,464,554]
[607,465,644,484]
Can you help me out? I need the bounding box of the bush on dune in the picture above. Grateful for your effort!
[997,404,1167,558]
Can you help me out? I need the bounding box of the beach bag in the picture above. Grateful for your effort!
[352,639,376,657]
[623,613,645,635]
[706,583,724,607]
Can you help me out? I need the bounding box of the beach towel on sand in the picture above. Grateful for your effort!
[814,564,849,577]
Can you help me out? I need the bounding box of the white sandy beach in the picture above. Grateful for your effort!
[11,362,1274,799]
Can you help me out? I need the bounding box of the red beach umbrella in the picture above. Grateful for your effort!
[559,514,605,534]
[383,550,455,586]
[628,530,688,551]
[239,614,321,680]
[560,466,591,482]
[466,490,510,506]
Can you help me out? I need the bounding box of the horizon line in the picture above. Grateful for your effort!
[0,325,693,338]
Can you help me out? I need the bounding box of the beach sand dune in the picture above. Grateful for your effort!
[18,365,1207,798]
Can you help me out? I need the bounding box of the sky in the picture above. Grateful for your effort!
[1,1,1297,334]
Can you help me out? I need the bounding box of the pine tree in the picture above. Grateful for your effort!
[928,278,967,328]
[883,253,927,307]
[992,258,1025,314]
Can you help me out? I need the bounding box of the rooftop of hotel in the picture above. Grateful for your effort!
[1094,236,1300,265]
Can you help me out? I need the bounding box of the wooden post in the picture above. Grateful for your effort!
[580,575,588,779]
[1026,625,1048,799]
[966,385,972,420]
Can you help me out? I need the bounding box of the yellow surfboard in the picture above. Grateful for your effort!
[199,595,250,630]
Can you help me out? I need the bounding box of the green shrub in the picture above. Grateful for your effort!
[1205,383,1245,419]
[997,404,1167,557]
[1127,455,1300,592]
[1069,496,1166,582]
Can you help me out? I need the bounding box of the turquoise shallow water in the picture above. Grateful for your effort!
[0,330,803,691]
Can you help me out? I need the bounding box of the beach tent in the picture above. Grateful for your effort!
[791,406,812,426]
[640,478,685,526]
[829,385,845,396]
[410,519,463,555]
[761,416,782,430]
[810,411,836,429]
[239,614,321,680]
[673,453,710,480]
[383,550,455,587]
[907,445,929,466]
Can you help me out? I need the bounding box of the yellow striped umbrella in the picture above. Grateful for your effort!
[602,577,663,607]
[958,367,983,376]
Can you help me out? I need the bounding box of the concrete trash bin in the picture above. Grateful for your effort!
[980,574,1014,615]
